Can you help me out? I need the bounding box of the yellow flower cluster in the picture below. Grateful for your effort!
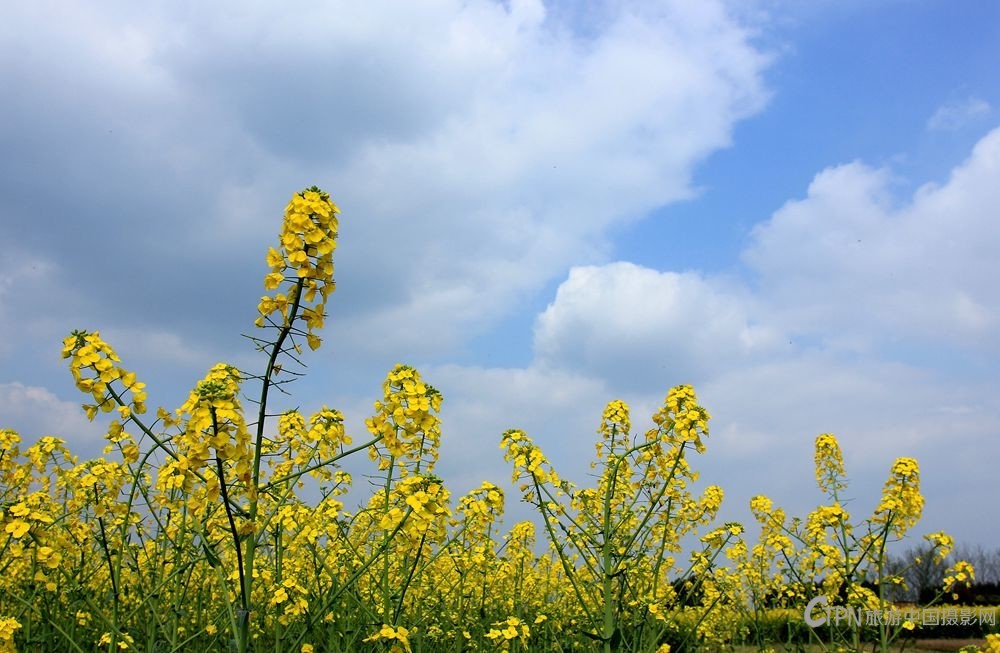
[306,407,350,449]
[650,384,710,452]
[363,624,411,652]
[164,364,250,501]
[379,475,451,544]
[366,365,442,473]
[943,559,976,591]
[485,615,529,649]
[501,429,559,493]
[268,577,310,624]
[0,617,21,653]
[0,442,71,589]
[700,522,745,549]
[276,187,339,283]
[61,330,147,420]
[806,503,849,536]
[277,410,306,442]
[0,430,23,495]
[596,399,631,457]
[2,494,55,546]
[751,495,794,560]
[507,521,535,549]
[874,456,924,535]
[258,186,339,350]
[0,428,20,452]
[98,631,134,649]
[272,407,351,484]
[681,484,727,547]
[924,530,955,561]
[814,433,846,493]
[456,481,504,526]
[749,494,772,516]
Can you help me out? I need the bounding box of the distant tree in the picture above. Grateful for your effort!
[952,543,1000,584]
[887,542,1000,605]
[881,543,946,603]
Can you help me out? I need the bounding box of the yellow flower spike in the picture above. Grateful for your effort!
[0,617,22,648]
[259,186,339,347]
[873,456,924,536]
[0,428,21,452]
[63,329,146,421]
[924,531,955,560]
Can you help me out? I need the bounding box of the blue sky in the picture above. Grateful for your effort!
[2,0,998,550]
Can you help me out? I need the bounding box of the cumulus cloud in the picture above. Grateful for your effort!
[425,126,1000,539]
[533,262,782,388]
[276,124,1000,538]
[2,0,776,527]
[99,327,215,368]
[0,382,105,448]
[0,249,52,318]
[427,364,612,488]
[0,249,61,361]
[353,122,1000,534]
[928,97,992,131]
[744,127,1000,351]
[0,0,771,392]
[322,0,770,354]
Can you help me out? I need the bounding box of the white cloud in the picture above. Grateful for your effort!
[428,363,612,487]
[0,0,771,375]
[100,327,215,368]
[401,118,1000,541]
[533,262,782,388]
[0,382,106,449]
[743,126,1000,351]
[0,249,52,310]
[0,250,57,359]
[701,352,1000,538]
[316,0,770,353]
[397,332,1000,543]
[424,125,1000,541]
[928,97,992,131]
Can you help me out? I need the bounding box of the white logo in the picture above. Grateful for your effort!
[804,595,829,627]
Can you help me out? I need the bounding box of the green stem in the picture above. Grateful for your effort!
[530,475,600,629]
[241,276,307,652]
[601,451,622,653]
[216,450,249,631]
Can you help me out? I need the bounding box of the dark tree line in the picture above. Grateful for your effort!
[882,543,1000,604]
